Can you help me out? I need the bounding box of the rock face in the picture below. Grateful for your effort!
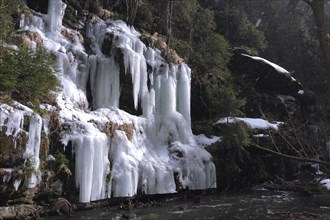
[0,0,217,206]
[205,49,328,190]
[228,49,302,96]
[228,48,314,119]
[26,0,49,14]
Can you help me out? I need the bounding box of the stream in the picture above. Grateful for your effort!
[47,188,330,219]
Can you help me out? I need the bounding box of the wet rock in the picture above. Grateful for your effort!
[0,129,27,168]
[26,0,49,14]
[227,48,315,120]
[228,48,302,96]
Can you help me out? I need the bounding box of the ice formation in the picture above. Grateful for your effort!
[0,103,42,188]
[11,0,217,202]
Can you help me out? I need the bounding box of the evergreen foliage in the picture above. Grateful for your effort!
[134,0,245,120]
[0,46,59,104]
[0,0,24,42]
[218,7,267,53]
[0,0,59,105]
[221,122,251,149]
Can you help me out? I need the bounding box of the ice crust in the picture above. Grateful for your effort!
[13,0,217,202]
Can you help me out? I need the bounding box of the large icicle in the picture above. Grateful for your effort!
[47,0,66,35]
[89,55,121,108]
[24,114,43,188]
[18,0,217,203]
[72,124,109,202]
[176,64,191,126]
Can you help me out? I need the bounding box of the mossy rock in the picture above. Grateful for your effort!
[0,128,27,167]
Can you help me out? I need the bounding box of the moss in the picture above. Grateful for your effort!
[40,131,50,163]
[21,160,37,180]
[0,130,15,152]
[54,151,72,177]
[0,92,13,104]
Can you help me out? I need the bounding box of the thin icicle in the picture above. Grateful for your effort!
[15,0,217,203]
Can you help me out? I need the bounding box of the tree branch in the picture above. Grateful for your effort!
[250,142,330,167]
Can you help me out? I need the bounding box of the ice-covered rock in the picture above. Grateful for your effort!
[0,103,42,189]
[13,0,217,203]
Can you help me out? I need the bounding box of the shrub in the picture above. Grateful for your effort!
[0,0,25,42]
[0,0,59,105]
[0,46,59,104]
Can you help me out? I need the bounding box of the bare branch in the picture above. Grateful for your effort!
[250,142,330,167]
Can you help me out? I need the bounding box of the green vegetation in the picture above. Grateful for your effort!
[0,47,59,105]
[215,7,267,54]
[133,0,246,120]
[221,122,251,149]
[0,0,24,42]
[119,0,329,121]
[54,151,72,177]
[0,0,59,106]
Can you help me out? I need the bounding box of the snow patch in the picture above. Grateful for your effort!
[195,134,220,147]
[320,179,330,190]
[241,54,290,76]
[215,117,282,130]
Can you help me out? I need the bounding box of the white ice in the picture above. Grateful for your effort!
[13,0,217,202]
[0,104,42,189]
[194,134,220,147]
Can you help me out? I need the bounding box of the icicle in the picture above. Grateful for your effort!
[72,124,109,203]
[47,0,66,36]
[159,65,177,115]
[24,114,42,188]
[16,2,218,202]
[91,56,120,109]
[176,64,191,126]
[110,131,139,197]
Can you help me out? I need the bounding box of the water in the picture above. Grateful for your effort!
[47,189,330,219]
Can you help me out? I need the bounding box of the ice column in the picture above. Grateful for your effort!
[89,55,121,109]
[176,64,191,125]
[24,114,42,188]
[73,126,110,203]
[47,0,66,36]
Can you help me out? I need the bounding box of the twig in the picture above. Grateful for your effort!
[250,142,330,166]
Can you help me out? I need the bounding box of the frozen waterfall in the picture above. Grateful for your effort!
[18,0,216,202]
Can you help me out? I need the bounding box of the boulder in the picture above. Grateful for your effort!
[228,48,302,96]
[227,48,316,119]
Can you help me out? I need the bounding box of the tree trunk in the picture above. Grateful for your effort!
[165,0,174,47]
[304,0,330,74]
[126,0,139,25]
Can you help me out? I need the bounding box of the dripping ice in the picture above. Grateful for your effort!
[0,102,43,189]
[18,0,216,202]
